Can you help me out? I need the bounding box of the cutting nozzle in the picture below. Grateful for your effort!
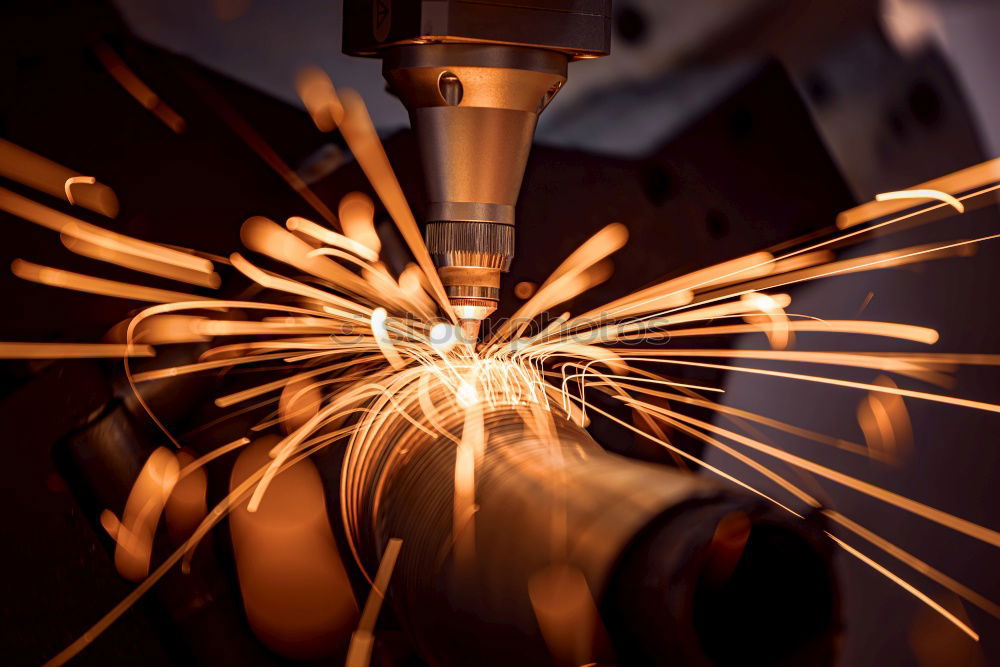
[380,44,570,338]
[429,226,508,341]
[451,298,496,343]
[343,2,610,337]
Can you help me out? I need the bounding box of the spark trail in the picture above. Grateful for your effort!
[1,66,998,664]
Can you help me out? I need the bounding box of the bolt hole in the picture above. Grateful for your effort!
[616,5,648,45]
[728,108,754,141]
[438,71,463,106]
[706,211,729,239]
[908,80,943,127]
[804,72,833,107]
[642,164,673,205]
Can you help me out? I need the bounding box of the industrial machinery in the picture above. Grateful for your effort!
[343,0,612,337]
[345,377,839,666]
[17,0,1000,664]
[336,4,839,666]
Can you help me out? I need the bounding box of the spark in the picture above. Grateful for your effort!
[370,307,405,370]
[858,290,875,314]
[0,342,154,359]
[0,139,118,216]
[111,448,180,581]
[456,380,479,407]
[288,215,379,262]
[11,259,213,304]
[877,188,965,214]
[827,533,979,640]
[94,42,185,134]
[5,79,995,665]
[838,156,999,229]
[193,76,338,225]
[295,66,344,132]
[63,176,96,205]
[346,538,403,667]
[0,187,214,273]
[336,90,455,321]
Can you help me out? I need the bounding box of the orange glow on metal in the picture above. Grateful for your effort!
[4,85,993,664]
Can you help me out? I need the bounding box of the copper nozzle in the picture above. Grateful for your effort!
[382,45,569,333]
[451,298,496,342]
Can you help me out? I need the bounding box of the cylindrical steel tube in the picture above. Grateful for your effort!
[343,398,839,665]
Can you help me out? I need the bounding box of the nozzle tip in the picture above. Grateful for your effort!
[450,298,496,344]
[459,318,483,343]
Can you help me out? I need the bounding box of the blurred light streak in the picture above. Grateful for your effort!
[529,564,601,665]
[230,437,358,658]
[61,233,221,288]
[0,342,153,358]
[240,216,386,304]
[0,139,118,216]
[11,259,212,304]
[837,157,1000,229]
[741,292,792,349]
[18,91,999,666]
[113,448,179,581]
[346,538,403,667]
[338,192,381,257]
[192,79,338,226]
[336,90,455,321]
[877,189,965,214]
[827,533,978,640]
[858,291,875,315]
[857,375,913,465]
[94,43,185,134]
[287,215,378,262]
[0,187,214,274]
[165,449,208,542]
[295,67,344,132]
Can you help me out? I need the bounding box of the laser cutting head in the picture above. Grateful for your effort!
[343,0,612,338]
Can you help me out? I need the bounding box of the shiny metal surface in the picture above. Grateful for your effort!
[343,0,612,59]
[378,43,582,326]
[342,395,838,665]
[342,2,610,332]
[426,222,514,270]
[383,44,566,230]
